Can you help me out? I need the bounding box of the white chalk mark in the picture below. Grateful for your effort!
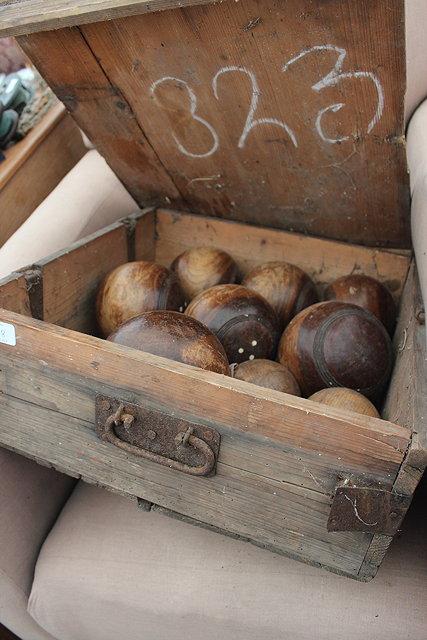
[282,45,384,136]
[212,65,297,148]
[344,494,378,527]
[150,76,219,158]
[315,103,350,143]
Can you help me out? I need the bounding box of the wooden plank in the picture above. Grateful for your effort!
[0,104,86,246]
[357,534,392,580]
[0,390,374,578]
[154,210,411,302]
[0,308,410,482]
[0,0,219,37]
[33,214,156,332]
[0,273,32,316]
[16,28,183,208]
[383,262,427,496]
[38,225,128,333]
[0,351,380,497]
[76,0,410,247]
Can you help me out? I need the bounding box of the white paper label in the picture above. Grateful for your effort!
[0,321,16,346]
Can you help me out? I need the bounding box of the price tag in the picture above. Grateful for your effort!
[0,321,16,346]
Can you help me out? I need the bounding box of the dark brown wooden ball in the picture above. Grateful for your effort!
[96,261,185,337]
[233,359,301,396]
[242,261,318,330]
[309,387,380,418]
[170,246,238,302]
[185,284,280,364]
[278,301,393,399]
[107,310,230,375]
[324,274,396,335]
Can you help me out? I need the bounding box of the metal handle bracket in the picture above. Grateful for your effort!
[95,395,220,477]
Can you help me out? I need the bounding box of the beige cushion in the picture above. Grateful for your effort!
[28,479,427,640]
[405,0,427,123]
[0,150,138,279]
[407,97,427,348]
[0,447,75,639]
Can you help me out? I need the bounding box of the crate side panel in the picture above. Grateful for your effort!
[36,224,130,333]
[154,210,411,301]
[0,310,410,486]
[0,274,32,316]
[383,262,427,495]
[0,391,373,577]
[79,0,409,247]
[0,350,374,497]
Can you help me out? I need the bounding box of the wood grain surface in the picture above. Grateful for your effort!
[0,0,218,37]
[17,27,183,208]
[17,0,409,247]
[0,306,411,578]
[153,210,411,301]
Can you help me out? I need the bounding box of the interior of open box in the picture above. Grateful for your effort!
[2,207,412,420]
[0,207,421,579]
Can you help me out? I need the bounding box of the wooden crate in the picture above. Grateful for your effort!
[0,103,86,247]
[0,0,425,580]
[0,208,425,581]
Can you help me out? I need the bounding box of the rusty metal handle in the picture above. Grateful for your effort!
[101,405,215,476]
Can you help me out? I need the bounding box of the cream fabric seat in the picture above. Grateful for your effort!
[27,479,427,640]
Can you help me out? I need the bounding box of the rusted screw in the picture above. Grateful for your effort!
[415,308,425,325]
[390,511,398,519]
[146,429,157,440]
[122,414,134,433]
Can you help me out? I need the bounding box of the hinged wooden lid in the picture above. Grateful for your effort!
[7,0,409,248]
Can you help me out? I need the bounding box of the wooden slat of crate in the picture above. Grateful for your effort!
[27,210,155,333]
[152,210,411,301]
[16,0,409,248]
[383,263,427,497]
[0,273,31,317]
[38,223,129,333]
[0,309,410,478]
[0,309,411,577]
[0,337,408,495]
[0,0,217,37]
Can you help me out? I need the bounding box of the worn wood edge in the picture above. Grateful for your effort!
[16,208,154,272]
[0,0,221,37]
[357,533,392,580]
[0,307,411,473]
[149,503,373,581]
[383,261,427,495]
[0,102,65,189]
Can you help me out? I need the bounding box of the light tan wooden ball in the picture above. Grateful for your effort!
[308,387,380,418]
[233,359,301,396]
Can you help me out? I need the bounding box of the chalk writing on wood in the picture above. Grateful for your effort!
[212,66,297,149]
[282,45,384,140]
[150,76,219,158]
[150,44,384,158]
